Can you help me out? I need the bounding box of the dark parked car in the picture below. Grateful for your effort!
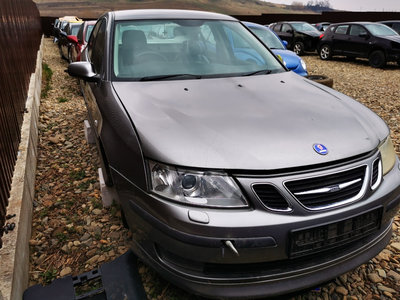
[271,21,322,55]
[380,20,400,34]
[314,22,331,31]
[68,20,96,62]
[68,9,400,299]
[58,20,83,61]
[319,22,400,68]
[244,22,308,76]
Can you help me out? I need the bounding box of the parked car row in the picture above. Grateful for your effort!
[52,16,96,63]
[265,19,400,68]
[319,22,400,68]
[67,9,400,299]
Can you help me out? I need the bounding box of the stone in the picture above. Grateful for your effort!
[80,232,91,242]
[92,208,102,215]
[376,268,386,278]
[391,242,400,252]
[86,255,99,265]
[335,286,348,296]
[367,273,382,283]
[387,270,400,281]
[60,267,72,277]
[377,285,396,294]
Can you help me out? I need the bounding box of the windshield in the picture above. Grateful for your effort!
[113,19,284,80]
[248,27,285,50]
[291,22,320,32]
[71,23,82,36]
[85,25,94,42]
[364,24,398,36]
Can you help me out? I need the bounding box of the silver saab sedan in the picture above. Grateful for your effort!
[68,9,400,299]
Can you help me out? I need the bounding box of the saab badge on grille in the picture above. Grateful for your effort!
[313,143,328,155]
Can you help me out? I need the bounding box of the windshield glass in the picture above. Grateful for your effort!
[113,19,284,80]
[85,25,94,42]
[248,26,285,50]
[71,23,82,36]
[364,24,398,36]
[291,22,320,32]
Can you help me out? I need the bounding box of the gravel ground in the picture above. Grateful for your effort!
[29,39,400,300]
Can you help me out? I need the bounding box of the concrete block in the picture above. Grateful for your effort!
[98,168,119,207]
[84,120,96,145]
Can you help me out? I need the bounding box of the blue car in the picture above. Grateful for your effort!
[244,21,308,76]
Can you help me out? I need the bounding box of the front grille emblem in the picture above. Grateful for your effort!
[313,143,328,155]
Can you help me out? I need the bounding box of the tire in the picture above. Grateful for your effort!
[369,50,386,68]
[319,44,332,60]
[305,75,334,88]
[68,48,72,63]
[293,41,305,56]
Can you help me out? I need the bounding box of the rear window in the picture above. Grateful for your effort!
[335,25,349,35]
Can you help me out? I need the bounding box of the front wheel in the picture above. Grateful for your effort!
[369,50,386,68]
[293,41,305,56]
[319,44,332,60]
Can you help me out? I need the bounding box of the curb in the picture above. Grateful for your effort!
[0,36,43,300]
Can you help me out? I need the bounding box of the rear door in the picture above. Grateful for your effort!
[331,24,349,55]
[279,23,294,48]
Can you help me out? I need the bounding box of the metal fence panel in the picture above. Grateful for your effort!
[0,0,41,247]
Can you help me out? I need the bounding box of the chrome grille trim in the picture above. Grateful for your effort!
[284,165,370,211]
[371,158,382,191]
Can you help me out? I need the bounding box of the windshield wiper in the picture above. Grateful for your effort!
[241,69,272,77]
[139,74,202,81]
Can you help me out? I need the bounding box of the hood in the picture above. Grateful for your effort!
[380,35,400,43]
[298,30,321,37]
[272,49,302,71]
[112,72,387,170]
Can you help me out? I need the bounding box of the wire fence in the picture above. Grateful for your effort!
[0,0,42,248]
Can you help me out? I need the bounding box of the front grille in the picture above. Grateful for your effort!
[371,158,381,190]
[252,184,290,211]
[285,166,367,210]
[289,208,382,258]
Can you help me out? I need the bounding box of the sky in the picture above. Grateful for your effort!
[266,0,400,11]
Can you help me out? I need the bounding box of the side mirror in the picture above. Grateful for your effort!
[67,35,78,44]
[359,33,369,39]
[67,62,99,82]
[282,40,288,49]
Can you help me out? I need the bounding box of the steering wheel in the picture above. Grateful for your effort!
[135,51,167,62]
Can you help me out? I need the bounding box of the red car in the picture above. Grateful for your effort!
[68,20,96,62]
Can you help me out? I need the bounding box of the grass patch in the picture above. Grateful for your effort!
[40,269,57,284]
[57,97,68,103]
[70,170,86,180]
[56,232,67,243]
[41,63,53,98]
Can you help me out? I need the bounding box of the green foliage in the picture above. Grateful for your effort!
[40,269,57,284]
[41,63,53,98]
[57,97,68,103]
[70,169,86,180]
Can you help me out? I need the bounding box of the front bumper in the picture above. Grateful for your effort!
[114,156,400,299]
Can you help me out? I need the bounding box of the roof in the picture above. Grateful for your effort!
[111,9,237,22]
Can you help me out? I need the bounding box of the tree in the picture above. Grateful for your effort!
[291,1,304,10]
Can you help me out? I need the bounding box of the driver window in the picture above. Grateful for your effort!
[281,24,292,33]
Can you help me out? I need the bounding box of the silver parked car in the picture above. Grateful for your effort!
[68,9,400,299]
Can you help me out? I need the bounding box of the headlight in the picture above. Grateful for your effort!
[379,136,397,175]
[276,54,286,66]
[300,58,307,71]
[148,160,248,208]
